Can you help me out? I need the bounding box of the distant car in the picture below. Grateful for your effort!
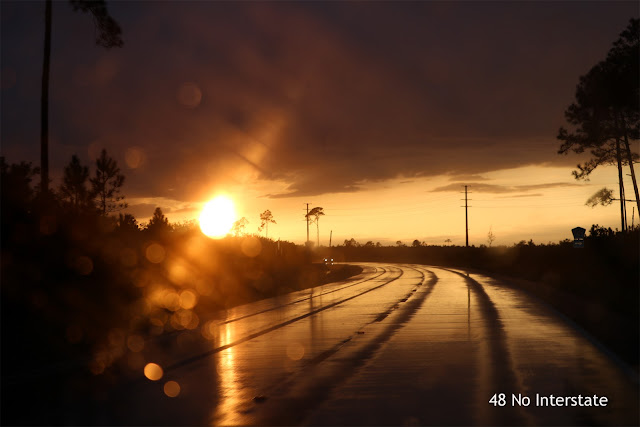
[323,258,334,266]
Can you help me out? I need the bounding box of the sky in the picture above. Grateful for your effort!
[1,1,638,246]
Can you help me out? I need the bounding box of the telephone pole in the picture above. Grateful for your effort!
[305,203,311,245]
[461,186,471,247]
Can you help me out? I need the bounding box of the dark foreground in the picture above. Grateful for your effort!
[12,263,634,426]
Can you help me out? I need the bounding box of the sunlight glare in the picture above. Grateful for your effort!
[199,196,237,239]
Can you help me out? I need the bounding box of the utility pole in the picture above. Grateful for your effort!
[461,186,471,247]
[329,230,332,247]
[305,203,311,245]
[612,197,635,232]
[465,186,469,247]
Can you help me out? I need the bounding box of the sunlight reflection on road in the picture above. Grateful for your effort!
[213,323,241,425]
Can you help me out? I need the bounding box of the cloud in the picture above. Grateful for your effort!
[430,182,582,193]
[446,174,490,182]
[2,2,636,201]
[497,193,544,199]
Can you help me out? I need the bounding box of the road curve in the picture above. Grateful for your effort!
[110,263,639,426]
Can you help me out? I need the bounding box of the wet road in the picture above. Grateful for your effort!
[114,263,639,426]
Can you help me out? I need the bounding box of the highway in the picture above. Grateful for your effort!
[110,263,639,426]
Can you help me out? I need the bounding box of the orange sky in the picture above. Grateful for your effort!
[134,163,635,246]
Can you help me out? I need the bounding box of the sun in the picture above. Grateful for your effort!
[199,195,237,239]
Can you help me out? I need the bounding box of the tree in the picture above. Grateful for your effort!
[58,155,92,211]
[558,19,639,231]
[588,224,615,238]
[116,213,139,233]
[90,149,126,215]
[396,240,405,247]
[40,0,123,195]
[585,187,615,207]
[146,207,171,235]
[172,219,197,233]
[412,239,421,247]
[344,238,359,248]
[258,210,276,238]
[487,226,496,247]
[444,238,452,246]
[1,158,39,210]
[1,159,40,233]
[231,217,249,236]
[306,207,325,247]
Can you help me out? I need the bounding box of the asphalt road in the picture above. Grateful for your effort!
[110,263,639,426]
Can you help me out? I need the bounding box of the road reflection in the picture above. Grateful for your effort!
[141,263,638,426]
[466,272,639,426]
[213,323,241,425]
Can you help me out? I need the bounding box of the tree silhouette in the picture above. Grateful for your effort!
[585,187,615,208]
[306,207,325,247]
[258,210,276,238]
[231,217,249,236]
[412,239,421,247]
[146,207,171,235]
[558,18,639,230]
[40,0,123,195]
[487,226,496,247]
[116,212,139,233]
[1,158,40,232]
[588,224,615,238]
[1,158,39,210]
[90,149,126,215]
[344,238,359,248]
[58,155,92,211]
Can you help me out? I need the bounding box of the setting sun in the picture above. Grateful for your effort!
[199,196,237,239]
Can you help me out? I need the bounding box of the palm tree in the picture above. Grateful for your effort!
[306,207,325,247]
[40,0,123,195]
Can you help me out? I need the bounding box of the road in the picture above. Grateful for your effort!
[110,263,639,426]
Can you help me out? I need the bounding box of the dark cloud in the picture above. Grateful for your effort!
[1,2,636,200]
[447,174,490,182]
[497,193,544,199]
[430,182,582,194]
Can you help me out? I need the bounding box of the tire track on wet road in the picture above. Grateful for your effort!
[219,267,389,325]
[251,265,439,426]
[441,267,529,425]
[163,266,405,373]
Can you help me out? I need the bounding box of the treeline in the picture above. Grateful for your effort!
[0,155,327,424]
[333,227,638,302]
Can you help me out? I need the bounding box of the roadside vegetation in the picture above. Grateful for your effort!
[0,154,359,424]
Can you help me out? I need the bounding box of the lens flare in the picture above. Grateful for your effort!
[199,196,236,239]
[164,380,181,397]
[144,363,163,381]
